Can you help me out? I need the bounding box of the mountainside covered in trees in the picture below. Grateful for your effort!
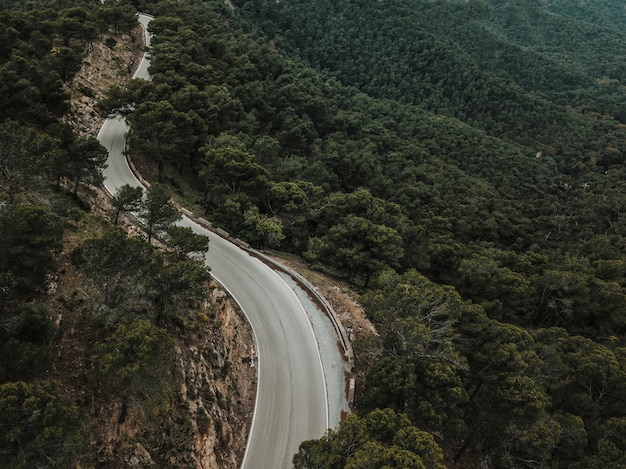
[106,0,626,466]
[3,0,626,467]
[0,2,254,467]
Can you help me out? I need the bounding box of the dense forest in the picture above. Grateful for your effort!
[3,0,626,467]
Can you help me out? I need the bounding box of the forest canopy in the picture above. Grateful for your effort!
[3,0,626,466]
[108,0,626,465]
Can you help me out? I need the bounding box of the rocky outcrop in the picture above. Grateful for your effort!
[177,287,256,468]
[63,27,142,137]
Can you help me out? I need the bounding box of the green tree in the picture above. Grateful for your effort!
[110,183,143,225]
[139,183,181,243]
[200,145,267,204]
[457,252,533,323]
[164,224,209,260]
[359,269,468,436]
[344,441,426,469]
[0,205,63,301]
[0,120,54,205]
[0,380,92,468]
[552,412,588,466]
[55,7,97,47]
[0,303,55,383]
[100,1,137,35]
[265,180,310,217]
[3,302,56,345]
[66,136,108,195]
[0,338,50,383]
[146,255,211,325]
[363,269,465,365]
[456,312,559,466]
[533,330,626,426]
[126,100,196,181]
[317,188,407,232]
[91,319,176,417]
[242,205,285,248]
[306,214,403,286]
[362,357,467,438]
[583,417,626,469]
[73,228,156,319]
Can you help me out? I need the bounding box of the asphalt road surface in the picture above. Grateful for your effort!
[98,13,334,468]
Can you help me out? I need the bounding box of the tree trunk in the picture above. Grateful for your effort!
[157,160,164,182]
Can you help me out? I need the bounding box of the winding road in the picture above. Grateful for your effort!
[98,13,347,468]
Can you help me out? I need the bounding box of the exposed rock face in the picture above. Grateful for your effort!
[63,26,142,137]
[176,287,257,468]
[50,258,256,467]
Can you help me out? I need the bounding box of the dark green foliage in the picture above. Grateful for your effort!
[65,136,109,195]
[359,270,469,437]
[0,206,63,301]
[362,357,468,439]
[100,0,137,35]
[455,311,559,466]
[247,0,626,149]
[0,120,56,205]
[146,252,211,325]
[7,303,56,345]
[0,2,214,466]
[0,304,54,383]
[533,330,626,426]
[0,339,50,383]
[0,380,93,468]
[139,183,181,242]
[0,4,109,124]
[0,0,618,465]
[73,227,210,326]
[306,214,404,287]
[355,268,625,466]
[91,319,176,414]
[200,143,268,210]
[165,224,209,260]
[110,183,143,225]
[122,7,626,464]
[293,409,445,469]
[73,227,157,318]
[126,100,198,181]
